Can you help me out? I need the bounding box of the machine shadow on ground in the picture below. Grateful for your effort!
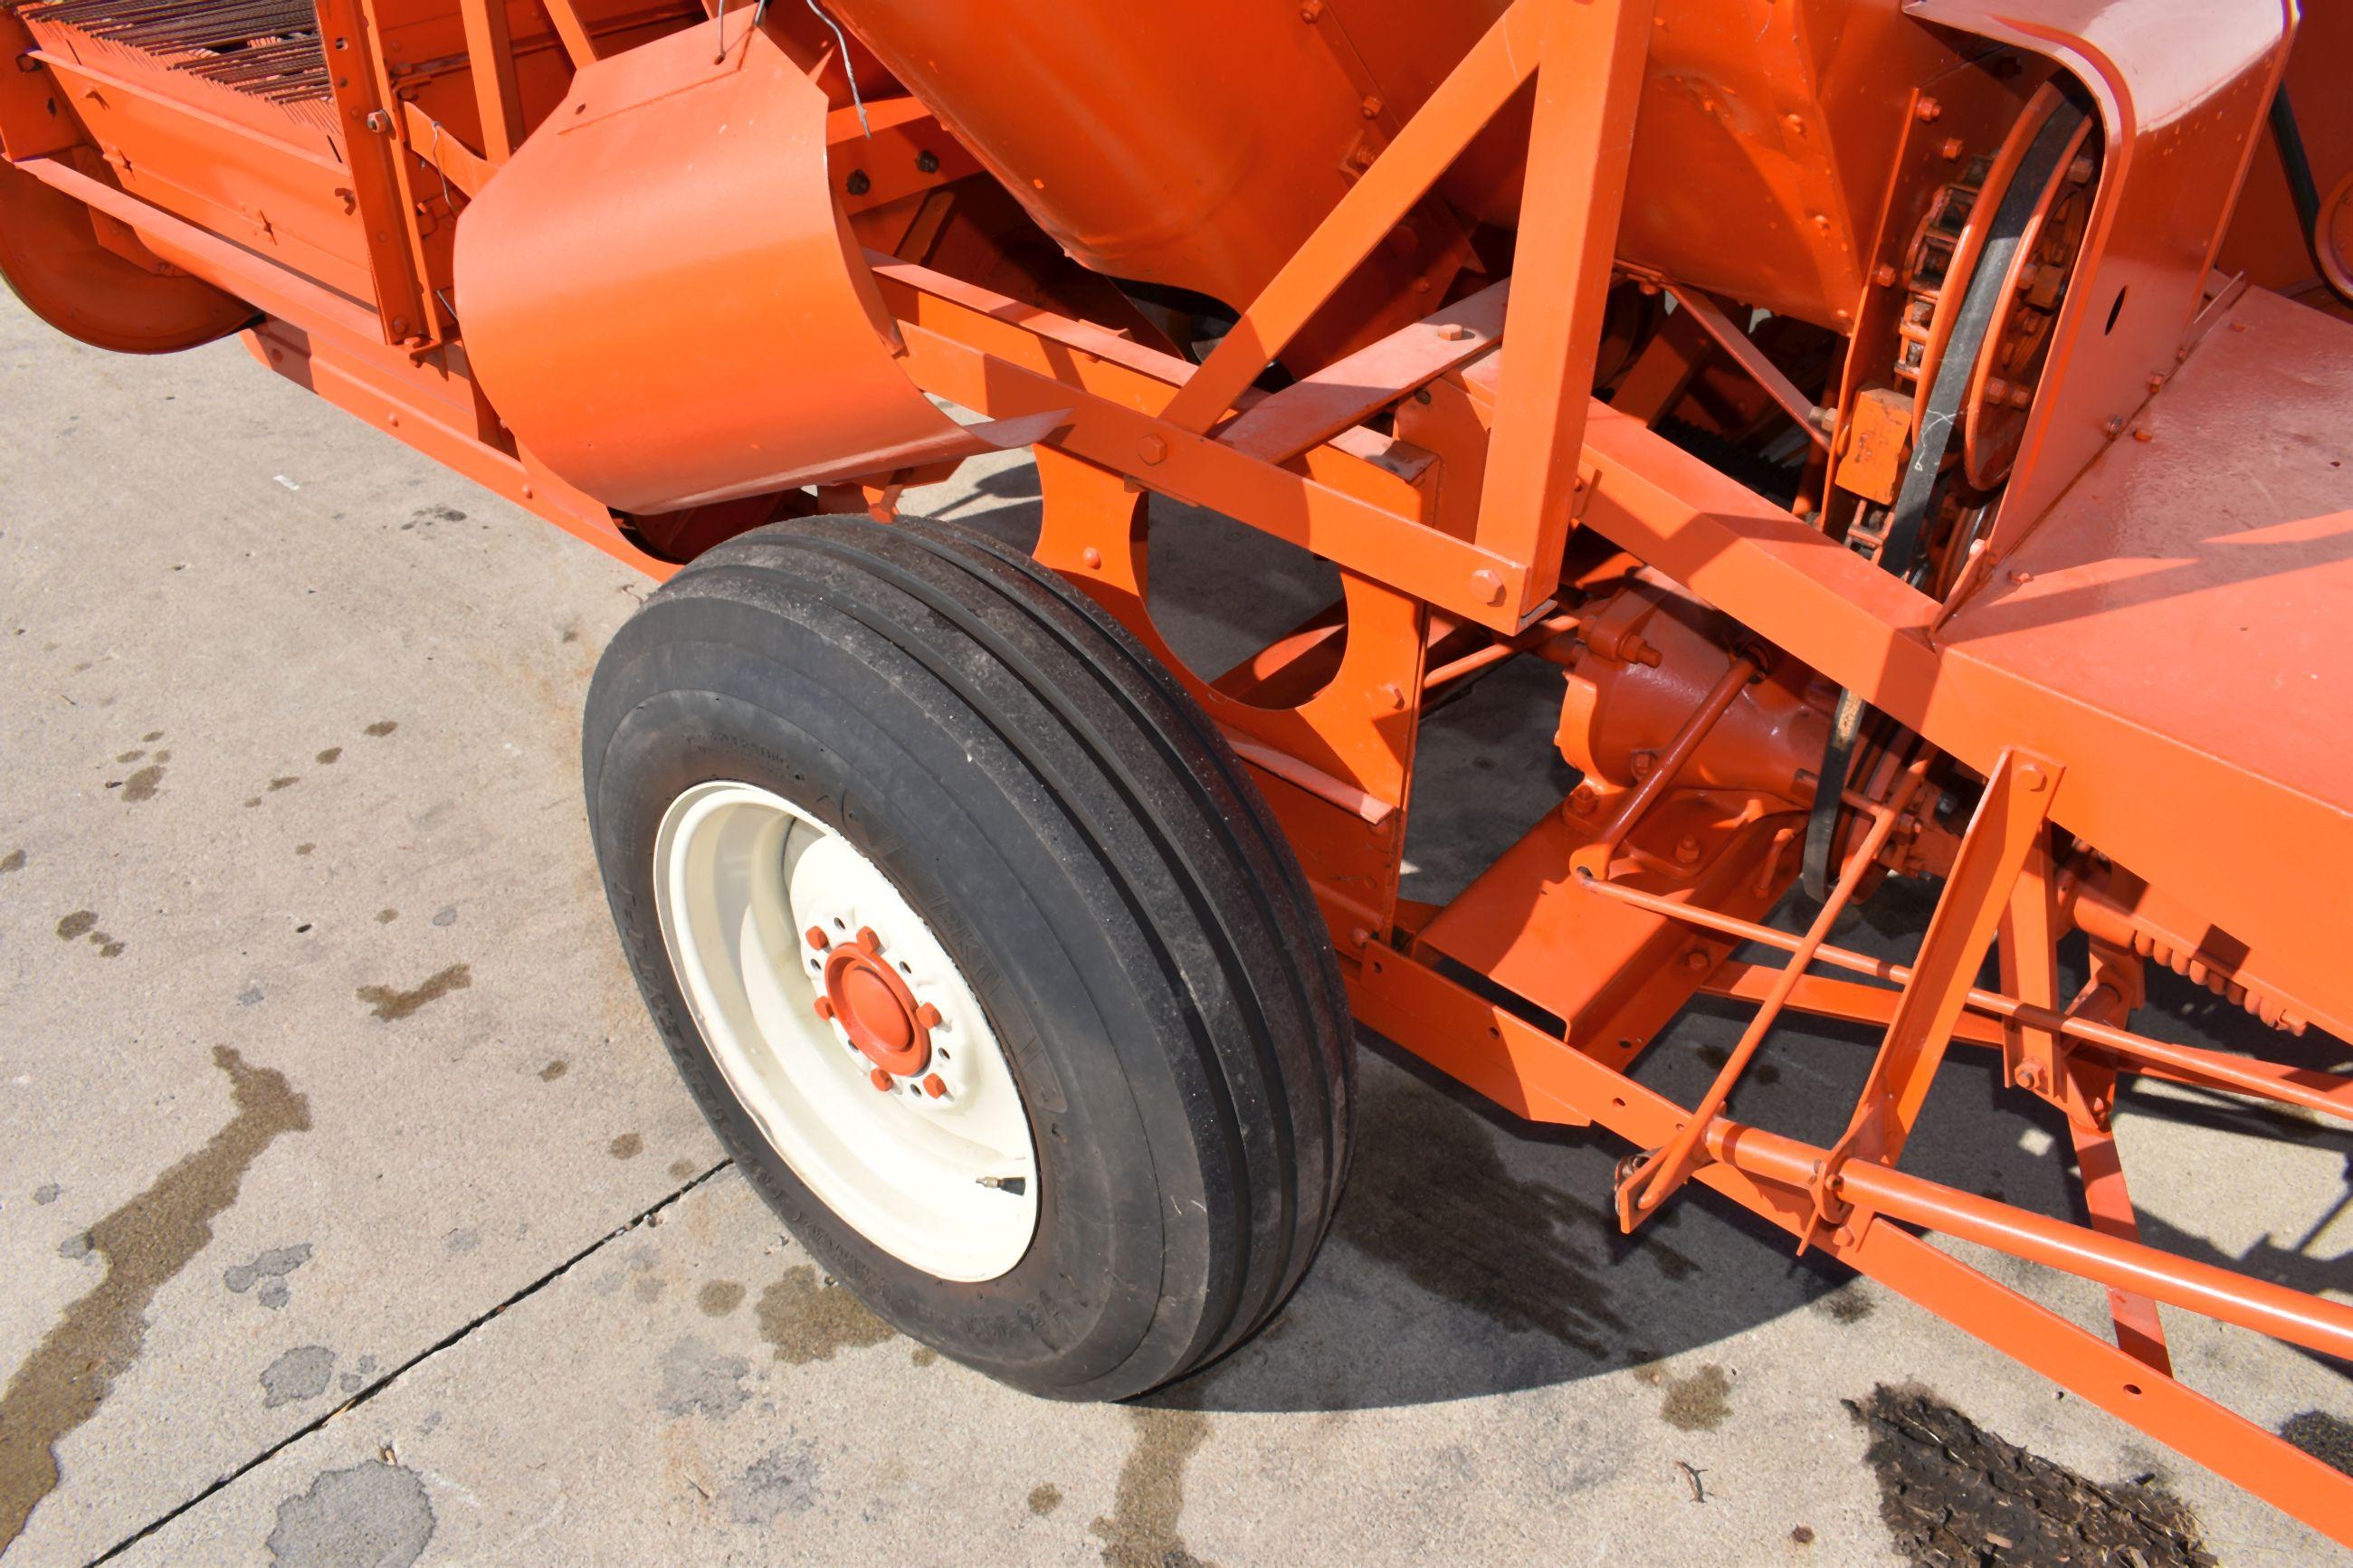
[907,457,2353,1424]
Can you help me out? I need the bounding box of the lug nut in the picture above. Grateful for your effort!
[805,925,830,951]
[921,1074,947,1098]
[814,996,835,1022]
[857,926,883,952]
[915,1002,943,1030]
[869,1067,893,1093]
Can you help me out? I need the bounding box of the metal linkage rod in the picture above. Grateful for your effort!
[1573,652,1757,877]
[1616,750,1932,1222]
[1579,876,2353,1126]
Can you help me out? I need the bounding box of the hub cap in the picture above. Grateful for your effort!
[652,781,1039,1281]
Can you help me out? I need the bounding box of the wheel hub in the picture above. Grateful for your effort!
[814,926,933,1078]
[651,780,1040,1281]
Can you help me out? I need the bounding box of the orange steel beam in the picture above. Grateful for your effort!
[1217,280,1512,465]
[1811,750,2061,1214]
[1469,0,1655,614]
[1155,0,1548,436]
[872,258,1533,630]
[538,0,601,67]
[316,0,436,345]
[460,0,527,162]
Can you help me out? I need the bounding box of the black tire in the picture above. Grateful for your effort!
[583,513,1354,1400]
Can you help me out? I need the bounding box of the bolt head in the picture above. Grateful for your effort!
[1914,96,1942,122]
[921,1073,947,1098]
[915,1002,943,1031]
[856,926,883,953]
[805,925,830,951]
[2015,1061,2042,1089]
[870,1067,894,1093]
[1138,433,1167,465]
[814,996,835,1022]
[1471,568,1506,605]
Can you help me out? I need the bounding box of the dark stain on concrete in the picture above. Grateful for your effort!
[0,1048,310,1551]
[1848,1383,2211,1566]
[609,1132,644,1160]
[375,908,398,924]
[142,731,163,743]
[1814,1280,1876,1325]
[357,963,473,1022]
[2282,1410,2353,1477]
[244,796,262,809]
[697,1280,747,1318]
[1334,1075,1696,1355]
[1090,1407,1213,1568]
[725,1442,823,1525]
[656,1335,751,1421]
[153,750,171,765]
[0,849,23,874]
[315,747,342,765]
[225,1243,313,1310]
[1029,1482,1063,1516]
[87,929,125,958]
[120,765,165,803]
[1791,1524,1816,1544]
[1648,1362,1731,1431]
[668,1157,698,1180]
[910,1345,939,1368]
[365,719,398,737]
[267,1461,433,1568]
[294,843,314,857]
[55,909,97,941]
[115,749,145,765]
[757,1265,895,1364]
[538,1060,567,1081]
[335,1354,378,1397]
[260,1345,336,1408]
[32,1184,60,1206]
[268,775,300,792]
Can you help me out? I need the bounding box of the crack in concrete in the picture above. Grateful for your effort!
[84,1159,737,1566]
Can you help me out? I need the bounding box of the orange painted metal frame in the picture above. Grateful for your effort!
[5,0,2348,1548]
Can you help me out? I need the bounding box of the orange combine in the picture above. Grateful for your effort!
[5,0,2349,1543]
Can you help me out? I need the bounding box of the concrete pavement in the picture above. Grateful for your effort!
[2,289,2348,1565]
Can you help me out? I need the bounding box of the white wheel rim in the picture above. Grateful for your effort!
[652,781,1040,1281]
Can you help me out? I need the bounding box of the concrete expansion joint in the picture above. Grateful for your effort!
[80,1160,739,1568]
